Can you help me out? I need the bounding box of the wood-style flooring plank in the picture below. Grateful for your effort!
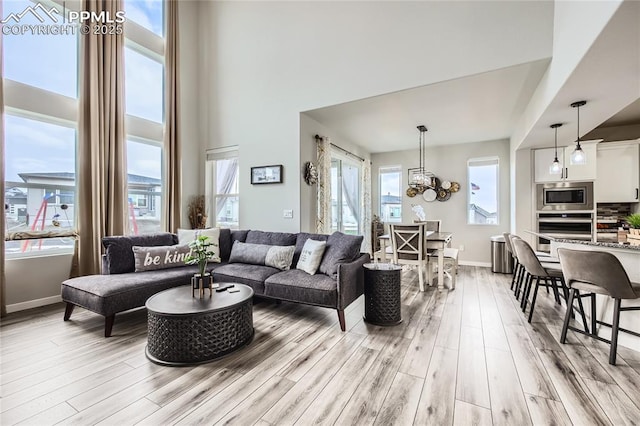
[215,376,295,426]
[373,372,423,426]
[453,400,493,426]
[14,402,77,426]
[582,378,640,426]
[398,290,446,378]
[336,335,412,425]
[136,369,243,426]
[503,324,559,400]
[524,394,572,426]
[175,342,306,425]
[261,333,365,426]
[456,326,491,408]
[413,346,458,426]
[536,348,611,425]
[485,347,531,426]
[293,345,379,426]
[94,397,161,426]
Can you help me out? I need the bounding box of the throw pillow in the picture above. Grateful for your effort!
[177,228,221,263]
[318,232,364,278]
[229,241,295,270]
[132,245,192,272]
[102,233,178,274]
[296,239,327,275]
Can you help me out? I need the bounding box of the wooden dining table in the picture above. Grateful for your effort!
[378,231,454,291]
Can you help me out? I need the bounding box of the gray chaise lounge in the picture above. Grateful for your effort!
[62,229,369,336]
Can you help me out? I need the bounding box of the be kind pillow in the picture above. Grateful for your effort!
[177,228,221,263]
[133,245,192,272]
[296,239,327,275]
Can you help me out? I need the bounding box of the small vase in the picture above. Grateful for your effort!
[192,273,213,298]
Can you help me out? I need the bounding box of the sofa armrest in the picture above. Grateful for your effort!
[336,253,370,310]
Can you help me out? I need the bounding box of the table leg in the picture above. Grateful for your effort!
[438,245,444,291]
[380,239,388,263]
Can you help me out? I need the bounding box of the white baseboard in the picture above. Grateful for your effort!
[6,295,62,313]
[459,261,491,268]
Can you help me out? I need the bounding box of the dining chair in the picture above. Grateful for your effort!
[389,223,429,292]
[558,248,640,365]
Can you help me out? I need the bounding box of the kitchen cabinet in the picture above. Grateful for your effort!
[534,142,598,183]
[596,141,640,203]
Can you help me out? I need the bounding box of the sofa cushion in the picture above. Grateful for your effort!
[229,241,295,270]
[265,269,337,307]
[296,239,327,275]
[133,244,191,272]
[318,232,364,279]
[219,229,250,262]
[177,228,221,262]
[102,233,178,274]
[293,232,329,266]
[212,263,279,295]
[246,230,296,246]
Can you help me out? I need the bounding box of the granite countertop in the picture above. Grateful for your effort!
[554,238,640,252]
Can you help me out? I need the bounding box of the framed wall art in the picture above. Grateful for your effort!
[251,165,283,184]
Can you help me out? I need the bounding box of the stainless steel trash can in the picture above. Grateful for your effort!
[491,235,513,274]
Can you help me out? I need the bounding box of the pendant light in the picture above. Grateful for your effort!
[570,100,587,165]
[410,125,434,190]
[549,123,563,175]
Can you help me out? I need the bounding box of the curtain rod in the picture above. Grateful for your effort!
[314,134,365,162]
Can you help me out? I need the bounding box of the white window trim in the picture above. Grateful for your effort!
[206,147,240,228]
[378,165,402,223]
[467,156,500,226]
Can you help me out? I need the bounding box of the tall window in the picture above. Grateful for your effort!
[124,1,165,235]
[379,166,402,223]
[330,154,361,235]
[468,157,499,225]
[206,148,240,228]
[3,0,79,257]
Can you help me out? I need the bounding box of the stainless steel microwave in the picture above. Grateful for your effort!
[536,181,593,211]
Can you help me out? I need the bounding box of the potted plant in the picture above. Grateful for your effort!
[626,213,640,236]
[184,235,215,298]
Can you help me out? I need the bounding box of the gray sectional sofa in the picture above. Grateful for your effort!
[61,229,370,336]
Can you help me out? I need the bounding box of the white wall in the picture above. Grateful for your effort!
[371,139,511,265]
[200,0,552,232]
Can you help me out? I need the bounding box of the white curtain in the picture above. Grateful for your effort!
[341,164,359,225]
[316,137,332,234]
[215,158,238,218]
[361,161,372,254]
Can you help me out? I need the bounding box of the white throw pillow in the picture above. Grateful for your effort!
[177,228,221,263]
[296,239,327,275]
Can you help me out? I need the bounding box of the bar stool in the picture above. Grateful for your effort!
[508,234,560,301]
[512,238,571,324]
[558,248,640,365]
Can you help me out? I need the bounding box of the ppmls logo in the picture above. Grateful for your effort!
[1,3,60,24]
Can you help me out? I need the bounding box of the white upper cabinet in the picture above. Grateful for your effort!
[534,142,598,183]
[596,141,640,203]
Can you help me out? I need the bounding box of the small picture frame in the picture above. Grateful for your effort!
[251,165,283,184]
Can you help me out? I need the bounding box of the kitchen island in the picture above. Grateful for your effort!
[550,238,640,351]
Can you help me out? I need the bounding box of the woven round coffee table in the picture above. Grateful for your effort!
[145,283,254,366]
[363,263,402,326]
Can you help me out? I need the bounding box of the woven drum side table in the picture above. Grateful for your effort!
[363,263,402,326]
[145,284,254,366]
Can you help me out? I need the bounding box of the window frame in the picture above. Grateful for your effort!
[378,165,402,223]
[206,147,240,229]
[467,156,500,226]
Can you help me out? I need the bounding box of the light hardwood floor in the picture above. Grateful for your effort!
[2,266,640,425]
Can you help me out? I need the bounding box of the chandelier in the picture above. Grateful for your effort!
[409,125,435,192]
